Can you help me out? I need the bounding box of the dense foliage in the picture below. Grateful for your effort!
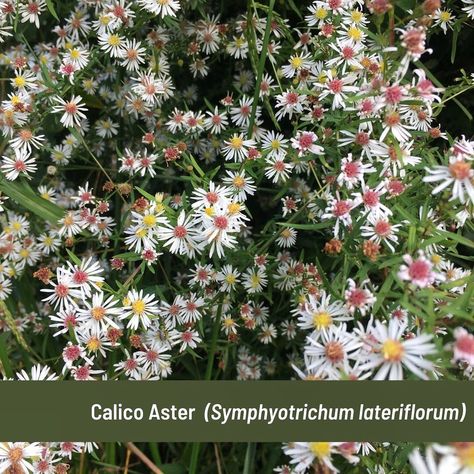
[0,0,473,472]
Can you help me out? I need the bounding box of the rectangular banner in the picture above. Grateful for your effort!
[1,381,472,441]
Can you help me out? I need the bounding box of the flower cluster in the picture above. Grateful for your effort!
[0,0,473,471]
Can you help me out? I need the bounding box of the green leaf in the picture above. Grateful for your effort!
[243,442,256,474]
[0,178,63,223]
[45,0,60,21]
[135,186,156,201]
[0,333,13,378]
[277,221,331,230]
[437,230,474,250]
[66,249,81,266]
[451,25,459,64]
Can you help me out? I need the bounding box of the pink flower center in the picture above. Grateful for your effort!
[344,161,360,178]
[456,334,474,355]
[214,215,228,230]
[206,191,218,204]
[328,0,342,9]
[385,85,403,104]
[75,366,90,380]
[125,359,138,371]
[385,111,400,126]
[64,102,78,114]
[14,160,26,171]
[55,283,69,297]
[146,350,158,362]
[355,132,369,146]
[240,105,251,116]
[374,220,392,237]
[73,269,88,284]
[328,78,343,94]
[298,133,314,149]
[325,341,344,362]
[286,92,299,105]
[341,46,354,59]
[64,345,81,361]
[333,200,350,217]
[273,160,286,172]
[408,259,431,281]
[174,225,187,238]
[348,288,367,307]
[27,2,39,13]
[363,190,379,207]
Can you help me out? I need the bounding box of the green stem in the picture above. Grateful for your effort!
[247,0,276,140]
[189,299,223,474]
[205,299,223,380]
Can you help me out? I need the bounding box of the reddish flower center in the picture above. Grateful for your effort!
[348,288,367,307]
[456,334,474,355]
[408,259,431,281]
[328,78,343,94]
[385,85,403,104]
[55,283,69,297]
[206,191,218,204]
[363,190,379,206]
[286,92,299,104]
[325,341,345,363]
[344,161,360,178]
[449,161,471,180]
[64,102,78,114]
[173,225,187,238]
[73,269,89,284]
[374,220,392,237]
[64,345,81,361]
[214,215,228,230]
[75,366,90,380]
[333,200,350,217]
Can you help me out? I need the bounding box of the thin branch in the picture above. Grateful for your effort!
[126,442,163,474]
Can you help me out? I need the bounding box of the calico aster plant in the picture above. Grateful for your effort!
[0,0,473,472]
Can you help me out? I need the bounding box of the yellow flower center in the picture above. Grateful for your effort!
[14,76,26,88]
[19,248,29,258]
[135,228,147,238]
[108,35,121,47]
[229,136,244,149]
[227,202,241,215]
[233,176,245,188]
[91,306,106,321]
[204,206,214,217]
[309,442,331,458]
[351,10,363,23]
[457,444,474,467]
[99,14,110,25]
[382,339,404,362]
[143,214,156,227]
[225,274,236,284]
[251,274,261,288]
[87,337,101,352]
[132,299,146,315]
[290,56,303,69]
[347,26,362,41]
[314,8,327,19]
[223,317,234,328]
[312,311,332,330]
[271,139,281,150]
[439,11,451,22]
